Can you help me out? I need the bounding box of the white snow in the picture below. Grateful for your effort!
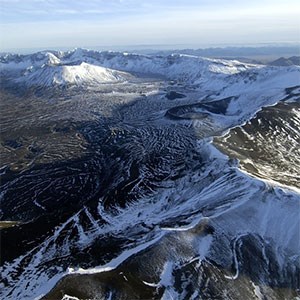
[15,62,131,87]
[252,282,264,300]
[197,235,213,261]
[159,261,174,287]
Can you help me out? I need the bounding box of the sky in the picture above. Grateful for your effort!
[0,0,299,52]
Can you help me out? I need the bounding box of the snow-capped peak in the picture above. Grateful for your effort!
[16,62,131,87]
[1,49,299,89]
[44,52,61,66]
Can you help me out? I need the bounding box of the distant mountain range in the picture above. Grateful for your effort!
[267,56,300,66]
[132,46,300,65]
[1,48,299,89]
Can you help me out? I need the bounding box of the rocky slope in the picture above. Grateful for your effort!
[0,49,299,300]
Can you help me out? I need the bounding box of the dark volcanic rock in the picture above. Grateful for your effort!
[3,139,23,149]
[165,91,187,100]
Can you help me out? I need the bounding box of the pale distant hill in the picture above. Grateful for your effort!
[267,56,300,66]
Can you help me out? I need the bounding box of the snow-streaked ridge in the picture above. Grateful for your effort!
[1,48,300,89]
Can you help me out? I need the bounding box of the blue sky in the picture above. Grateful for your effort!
[0,0,299,51]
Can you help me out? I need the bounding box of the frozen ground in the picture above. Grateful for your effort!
[0,49,299,300]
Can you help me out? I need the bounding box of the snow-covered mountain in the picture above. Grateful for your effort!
[0,49,299,300]
[18,62,132,87]
[0,48,261,86]
[1,51,133,87]
[1,48,299,93]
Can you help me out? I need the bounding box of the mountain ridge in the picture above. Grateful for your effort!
[2,48,299,89]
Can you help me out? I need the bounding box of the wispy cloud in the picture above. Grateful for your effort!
[1,0,299,50]
[2,0,299,21]
[0,0,143,23]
